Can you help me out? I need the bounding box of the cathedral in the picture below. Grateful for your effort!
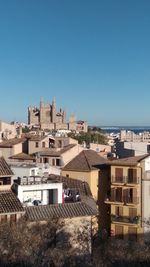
[28,98,88,131]
[28,98,69,130]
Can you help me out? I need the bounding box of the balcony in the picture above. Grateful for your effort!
[111,214,140,225]
[126,177,139,185]
[105,193,139,206]
[123,196,139,205]
[105,196,123,204]
[111,176,139,185]
[111,175,125,184]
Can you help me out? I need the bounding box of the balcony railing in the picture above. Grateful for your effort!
[111,176,139,184]
[123,196,139,205]
[105,196,123,203]
[127,177,139,184]
[111,175,125,184]
[111,214,140,224]
[105,195,139,205]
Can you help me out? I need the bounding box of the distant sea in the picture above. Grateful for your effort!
[99,126,150,134]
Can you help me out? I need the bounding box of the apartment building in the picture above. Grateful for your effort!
[104,154,150,242]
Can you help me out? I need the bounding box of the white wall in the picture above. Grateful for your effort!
[17,182,63,204]
[144,157,150,171]
[11,166,39,179]
[143,179,150,242]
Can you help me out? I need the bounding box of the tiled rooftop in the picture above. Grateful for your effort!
[62,149,107,172]
[0,191,24,214]
[25,201,98,221]
[108,154,149,166]
[0,157,14,176]
[0,138,25,148]
[9,153,35,161]
[28,135,47,141]
[34,144,76,157]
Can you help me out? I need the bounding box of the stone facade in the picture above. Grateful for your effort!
[28,98,68,130]
[28,98,88,132]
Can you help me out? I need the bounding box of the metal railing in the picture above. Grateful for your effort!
[105,193,139,205]
[105,195,123,203]
[111,175,139,184]
[123,196,139,205]
[15,176,54,185]
[111,214,140,224]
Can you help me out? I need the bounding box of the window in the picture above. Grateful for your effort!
[35,142,39,148]
[115,168,123,183]
[43,158,49,164]
[128,169,137,183]
[66,174,69,178]
[1,177,11,185]
[56,158,60,166]
[147,145,150,153]
[52,159,55,166]
[42,142,45,148]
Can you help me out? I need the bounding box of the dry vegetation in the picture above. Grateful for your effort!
[1,220,150,267]
[0,219,92,267]
[93,237,150,267]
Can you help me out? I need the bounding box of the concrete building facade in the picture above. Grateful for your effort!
[104,155,150,242]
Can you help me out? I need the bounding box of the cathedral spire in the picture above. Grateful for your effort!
[52,97,56,107]
[40,97,44,108]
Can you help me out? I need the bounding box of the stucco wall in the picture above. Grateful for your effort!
[61,144,84,166]
[61,169,98,199]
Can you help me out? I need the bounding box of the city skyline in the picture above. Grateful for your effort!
[0,0,150,126]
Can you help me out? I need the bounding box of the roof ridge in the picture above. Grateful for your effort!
[83,150,92,170]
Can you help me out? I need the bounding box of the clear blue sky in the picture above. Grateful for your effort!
[0,0,150,126]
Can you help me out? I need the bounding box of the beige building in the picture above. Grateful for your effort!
[35,143,84,168]
[104,154,150,242]
[61,149,107,200]
[0,120,22,141]
[0,138,27,161]
[89,143,111,158]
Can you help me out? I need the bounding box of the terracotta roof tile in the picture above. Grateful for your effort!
[28,135,47,141]
[108,154,149,166]
[62,149,108,172]
[0,157,13,176]
[35,144,76,157]
[0,191,24,214]
[9,153,35,161]
[0,138,25,148]
[25,201,98,221]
